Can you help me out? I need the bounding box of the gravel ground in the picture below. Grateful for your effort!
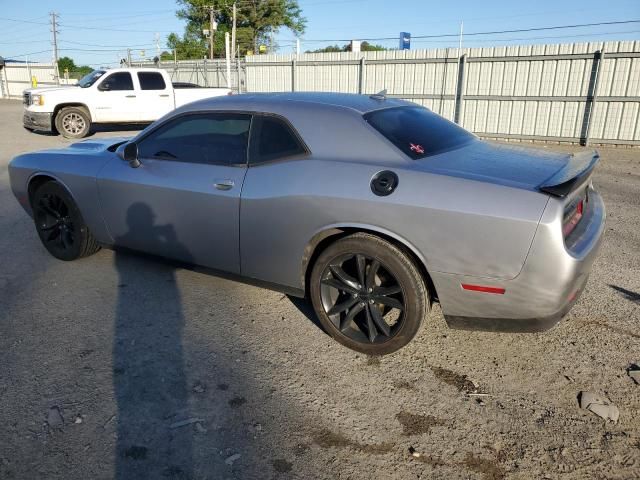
[0,99,638,480]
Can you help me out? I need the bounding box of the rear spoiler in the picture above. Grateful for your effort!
[538,150,600,198]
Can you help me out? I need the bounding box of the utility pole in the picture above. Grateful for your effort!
[231,2,237,61]
[225,31,231,89]
[50,12,60,84]
[127,48,132,66]
[204,6,217,60]
[155,33,161,59]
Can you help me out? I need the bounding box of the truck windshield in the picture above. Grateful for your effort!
[77,70,106,88]
[364,106,476,158]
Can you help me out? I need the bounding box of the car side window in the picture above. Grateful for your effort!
[138,72,166,90]
[251,115,307,164]
[137,113,252,166]
[100,72,134,91]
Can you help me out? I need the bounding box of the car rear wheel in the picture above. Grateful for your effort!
[310,233,428,355]
[31,181,100,261]
[55,107,91,139]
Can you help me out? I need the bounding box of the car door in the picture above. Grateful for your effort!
[97,112,252,274]
[136,71,174,122]
[93,71,140,122]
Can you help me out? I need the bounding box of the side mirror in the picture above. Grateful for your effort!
[99,82,111,91]
[123,142,141,168]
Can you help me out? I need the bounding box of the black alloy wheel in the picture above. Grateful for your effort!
[310,233,428,355]
[320,253,405,344]
[32,181,100,261]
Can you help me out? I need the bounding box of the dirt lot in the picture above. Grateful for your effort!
[0,99,639,480]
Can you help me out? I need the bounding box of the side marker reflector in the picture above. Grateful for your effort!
[461,284,506,294]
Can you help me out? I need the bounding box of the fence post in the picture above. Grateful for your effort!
[580,49,605,146]
[454,54,467,125]
[291,58,297,92]
[359,57,365,94]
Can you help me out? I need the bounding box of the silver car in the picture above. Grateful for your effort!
[8,92,606,355]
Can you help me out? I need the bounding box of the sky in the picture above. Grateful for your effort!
[0,0,638,67]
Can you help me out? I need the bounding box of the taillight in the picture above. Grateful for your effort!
[562,193,587,238]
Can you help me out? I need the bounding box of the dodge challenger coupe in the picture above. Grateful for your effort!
[9,92,606,355]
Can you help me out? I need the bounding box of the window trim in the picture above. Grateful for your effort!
[135,111,254,168]
[97,71,134,91]
[248,113,311,167]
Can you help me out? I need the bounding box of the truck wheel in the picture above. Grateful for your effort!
[55,107,91,139]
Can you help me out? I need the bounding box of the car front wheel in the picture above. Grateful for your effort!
[310,233,428,355]
[31,181,100,261]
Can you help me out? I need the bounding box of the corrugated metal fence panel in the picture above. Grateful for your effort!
[590,40,640,142]
[461,43,594,139]
[135,60,240,89]
[244,40,640,145]
[1,63,58,98]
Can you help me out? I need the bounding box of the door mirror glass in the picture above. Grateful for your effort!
[123,142,140,168]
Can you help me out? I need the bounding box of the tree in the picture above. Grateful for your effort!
[307,41,387,54]
[359,41,387,52]
[169,0,306,59]
[57,56,77,74]
[57,56,93,78]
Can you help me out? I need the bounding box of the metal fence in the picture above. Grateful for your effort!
[131,59,245,92]
[245,40,640,146]
[2,41,638,146]
[0,62,59,99]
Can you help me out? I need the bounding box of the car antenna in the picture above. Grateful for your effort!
[370,89,387,101]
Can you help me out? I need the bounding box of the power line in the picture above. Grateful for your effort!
[299,19,640,43]
[60,40,157,48]
[0,16,49,25]
[411,29,640,44]
[4,49,52,58]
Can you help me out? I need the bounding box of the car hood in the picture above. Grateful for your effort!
[24,85,77,95]
[413,140,571,191]
[33,137,131,157]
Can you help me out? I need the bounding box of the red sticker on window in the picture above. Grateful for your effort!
[410,143,424,154]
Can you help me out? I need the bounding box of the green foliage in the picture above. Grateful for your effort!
[360,41,387,52]
[57,56,76,73]
[307,41,387,54]
[169,0,306,59]
[57,56,93,78]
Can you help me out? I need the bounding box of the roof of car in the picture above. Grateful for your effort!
[184,91,415,115]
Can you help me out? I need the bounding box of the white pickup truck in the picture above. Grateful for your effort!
[22,67,231,138]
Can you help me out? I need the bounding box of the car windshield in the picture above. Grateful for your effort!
[364,106,476,158]
[77,70,106,88]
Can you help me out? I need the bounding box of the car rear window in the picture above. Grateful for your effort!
[138,72,166,90]
[252,115,306,163]
[364,106,476,158]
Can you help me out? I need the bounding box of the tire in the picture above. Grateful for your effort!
[310,233,428,355]
[31,181,101,261]
[55,106,91,139]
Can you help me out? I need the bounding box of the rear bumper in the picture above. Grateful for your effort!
[434,186,605,333]
[23,111,53,132]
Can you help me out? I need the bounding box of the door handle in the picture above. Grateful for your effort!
[126,95,136,98]
[214,179,234,190]
[159,94,170,97]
